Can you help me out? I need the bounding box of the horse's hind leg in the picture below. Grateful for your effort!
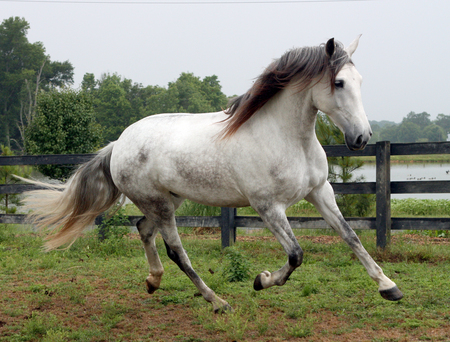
[306,182,403,301]
[140,195,232,313]
[136,217,164,293]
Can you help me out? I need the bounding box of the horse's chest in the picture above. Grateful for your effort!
[269,157,327,201]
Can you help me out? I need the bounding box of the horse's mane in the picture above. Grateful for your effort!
[221,40,351,138]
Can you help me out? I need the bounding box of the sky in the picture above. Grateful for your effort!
[1,0,449,123]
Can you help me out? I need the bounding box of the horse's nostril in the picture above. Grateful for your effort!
[356,135,363,146]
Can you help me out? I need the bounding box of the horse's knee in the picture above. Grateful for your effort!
[136,217,155,244]
[288,246,303,268]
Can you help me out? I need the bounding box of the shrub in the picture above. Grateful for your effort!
[222,247,251,282]
[98,207,130,240]
[24,89,102,180]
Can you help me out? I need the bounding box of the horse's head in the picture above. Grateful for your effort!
[312,36,372,151]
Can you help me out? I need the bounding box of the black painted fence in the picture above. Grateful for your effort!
[1,141,450,249]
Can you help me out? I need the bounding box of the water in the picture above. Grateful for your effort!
[353,162,450,199]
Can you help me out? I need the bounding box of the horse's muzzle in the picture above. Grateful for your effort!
[345,133,369,151]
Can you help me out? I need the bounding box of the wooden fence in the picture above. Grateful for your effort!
[1,141,450,249]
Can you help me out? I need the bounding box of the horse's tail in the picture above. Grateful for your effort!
[22,142,123,251]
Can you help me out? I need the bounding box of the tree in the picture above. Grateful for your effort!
[422,124,447,142]
[397,121,421,143]
[24,89,102,180]
[93,74,136,143]
[379,124,399,142]
[316,112,373,217]
[166,73,227,113]
[0,17,74,149]
[0,145,31,214]
[403,111,431,129]
[142,85,179,115]
[81,72,97,93]
[434,114,450,135]
[83,72,229,143]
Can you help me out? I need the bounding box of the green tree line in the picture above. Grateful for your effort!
[81,71,228,143]
[370,111,450,143]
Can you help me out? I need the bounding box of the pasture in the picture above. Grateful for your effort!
[1,225,450,341]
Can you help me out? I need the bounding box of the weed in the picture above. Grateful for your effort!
[215,309,249,341]
[401,318,422,329]
[256,314,270,336]
[161,294,188,306]
[222,247,251,282]
[301,284,319,297]
[21,311,59,340]
[98,207,130,240]
[285,307,307,319]
[42,328,70,342]
[285,323,313,338]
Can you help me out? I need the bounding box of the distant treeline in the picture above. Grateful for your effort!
[370,111,449,143]
[1,16,448,154]
[0,17,229,150]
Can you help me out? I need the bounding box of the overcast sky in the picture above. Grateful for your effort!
[1,0,449,123]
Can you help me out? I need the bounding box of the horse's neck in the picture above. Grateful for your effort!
[256,87,318,143]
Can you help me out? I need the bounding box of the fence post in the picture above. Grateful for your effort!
[376,141,391,249]
[95,214,106,241]
[221,207,236,248]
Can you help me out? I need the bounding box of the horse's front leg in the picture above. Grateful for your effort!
[252,204,304,290]
[305,181,403,301]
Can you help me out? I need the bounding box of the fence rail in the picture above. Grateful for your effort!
[2,141,450,248]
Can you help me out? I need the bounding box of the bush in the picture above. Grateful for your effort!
[222,247,251,282]
[98,207,130,240]
[24,89,102,180]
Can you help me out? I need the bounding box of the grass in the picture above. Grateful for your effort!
[356,153,450,164]
[126,197,450,220]
[1,224,450,341]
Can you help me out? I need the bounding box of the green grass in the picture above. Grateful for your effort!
[1,224,450,341]
[356,153,450,164]
[125,197,450,220]
[391,198,450,217]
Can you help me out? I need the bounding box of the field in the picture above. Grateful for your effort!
[357,154,450,164]
[1,224,450,342]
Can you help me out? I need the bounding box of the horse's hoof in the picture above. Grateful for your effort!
[379,286,403,301]
[254,271,271,291]
[214,304,234,314]
[145,279,158,294]
[254,273,264,291]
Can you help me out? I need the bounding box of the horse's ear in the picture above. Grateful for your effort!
[325,38,335,58]
[345,34,362,57]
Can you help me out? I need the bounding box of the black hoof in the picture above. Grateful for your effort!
[379,286,403,301]
[253,274,264,291]
[145,279,158,294]
[214,304,233,314]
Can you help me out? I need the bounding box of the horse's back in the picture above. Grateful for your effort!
[109,112,250,206]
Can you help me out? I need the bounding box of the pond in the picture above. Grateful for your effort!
[353,162,450,199]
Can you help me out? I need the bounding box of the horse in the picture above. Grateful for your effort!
[23,36,403,313]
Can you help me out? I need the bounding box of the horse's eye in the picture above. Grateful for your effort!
[335,80,344,88]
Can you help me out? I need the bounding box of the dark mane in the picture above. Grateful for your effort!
[221,40,351,138]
